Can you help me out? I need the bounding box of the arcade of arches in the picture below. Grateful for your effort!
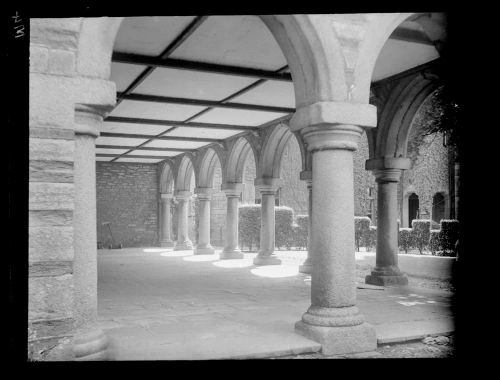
[28,14,454,360]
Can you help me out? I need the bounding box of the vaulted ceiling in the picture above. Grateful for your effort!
[97,15,440,164]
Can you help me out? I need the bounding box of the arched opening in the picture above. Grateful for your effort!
[408,193,420,226]
[432,192,445,224]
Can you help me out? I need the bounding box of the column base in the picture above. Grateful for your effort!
[253,254,281,266]
[173,240,193,251]
[219,249,244,260]
[295,320,377,356]
[194,245,215,255]
[365,273,408,286]
[159,240,175,248]
[73,328,110,361]
[299,258,312,274]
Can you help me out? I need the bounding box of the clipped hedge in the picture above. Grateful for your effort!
[440,219,459,256]
[429,229,442,255]
[398,228,414,254]
[411,219,431,254]
[294,214,309,250]
[354,217,371,251]
[275,206,294,250]
[366,226,377,251]
[238,204,261,251]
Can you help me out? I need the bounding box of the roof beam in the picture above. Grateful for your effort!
[112,52,293,82]
[100,132,220,143]
[96,145,194,153]
[389,27,434,46]
[104,116,257,131]
[371,58,440,90]
[97,154,171,160]
[118,92,295,114]
[115,16,208,106]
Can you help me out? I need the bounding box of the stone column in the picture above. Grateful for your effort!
[159,193,174,247]
[299,172,313,274]
[173,190,193,251]
[365,158,410,286]
[291,103,377,356]
[72,105,109,360]
[219,183,244,259]
[194,188,215,255]
[253,178,282,266]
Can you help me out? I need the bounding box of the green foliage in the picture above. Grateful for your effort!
[275,206,294,250]
[294,214,309,250]
[429,229,442,255]
[411,219,431,254]
[238,205,260,251]
[354,217,371,251]
[398,228,414,254]
[440,219,459,256]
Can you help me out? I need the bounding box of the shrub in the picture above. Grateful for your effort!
[365,226,377,251]
[275,206,294,250]
[354,216,371,251]
[238,205,260,251]
[398,228,414,253]
[411,219,431,254]
[429,229,442,255]
[440,219,459,256]
[294,214,309,250]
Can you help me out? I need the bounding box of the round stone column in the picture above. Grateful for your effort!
[219,183,244,260]
[365,168,408,286]
[159,193,174,247]
[299,175,313,274]
[293,123,377,356]
[253,179,281,266]
[194,188,215,255]
[173,190,193,251]
[72,105,109,360]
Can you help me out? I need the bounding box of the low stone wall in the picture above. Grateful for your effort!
[355,252,456,280]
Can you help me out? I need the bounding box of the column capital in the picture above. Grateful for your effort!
[174,190,192,200]
[221,182,243,197]
[300,124,365,153]
[373,168,403,183]
[194,187,213,200]
[290,101,377,133]
[160,193,174,200]
[74,104,111,138]
[365,157,411,171]
[254,177,281,194]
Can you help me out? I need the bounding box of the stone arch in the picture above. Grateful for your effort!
[223,134,260,185]
[76,15,353,112]
[375,74,441,159]
[258,123,297,179]
[159,160,175,194]
[195,145,225,189]
[174,154,196,192]
[352,12,446,104]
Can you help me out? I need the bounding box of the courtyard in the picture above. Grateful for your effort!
[98,247,454,360]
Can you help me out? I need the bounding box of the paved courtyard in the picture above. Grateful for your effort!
[97,248,454,360]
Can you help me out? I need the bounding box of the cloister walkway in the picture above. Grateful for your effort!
[97,248,454,360]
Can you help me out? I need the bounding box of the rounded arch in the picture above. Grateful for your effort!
[77,15,351,112]
[352,12,446,104]
[174,154,196,192]
[159,160,175,194]
[224,135,259,184]
[375,74,441,158]
[258,123,296,179]
[195,145,225,189]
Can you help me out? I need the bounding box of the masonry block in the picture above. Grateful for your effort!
[29,44,49,73]
[29,274,73,320]
[29,182,74,211]
[29,226,74,262]
[48,49,76,76]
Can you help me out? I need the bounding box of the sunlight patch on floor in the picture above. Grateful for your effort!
[143,248,172,253]
[183,254,220,262]
[212,260,254,268]
[160,251,193,257]
[250,265,299,278]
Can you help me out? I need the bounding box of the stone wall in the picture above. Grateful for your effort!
[29,18,82,361]
[96,162,159,247]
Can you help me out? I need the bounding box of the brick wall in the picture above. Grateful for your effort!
[96,162,159,247]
